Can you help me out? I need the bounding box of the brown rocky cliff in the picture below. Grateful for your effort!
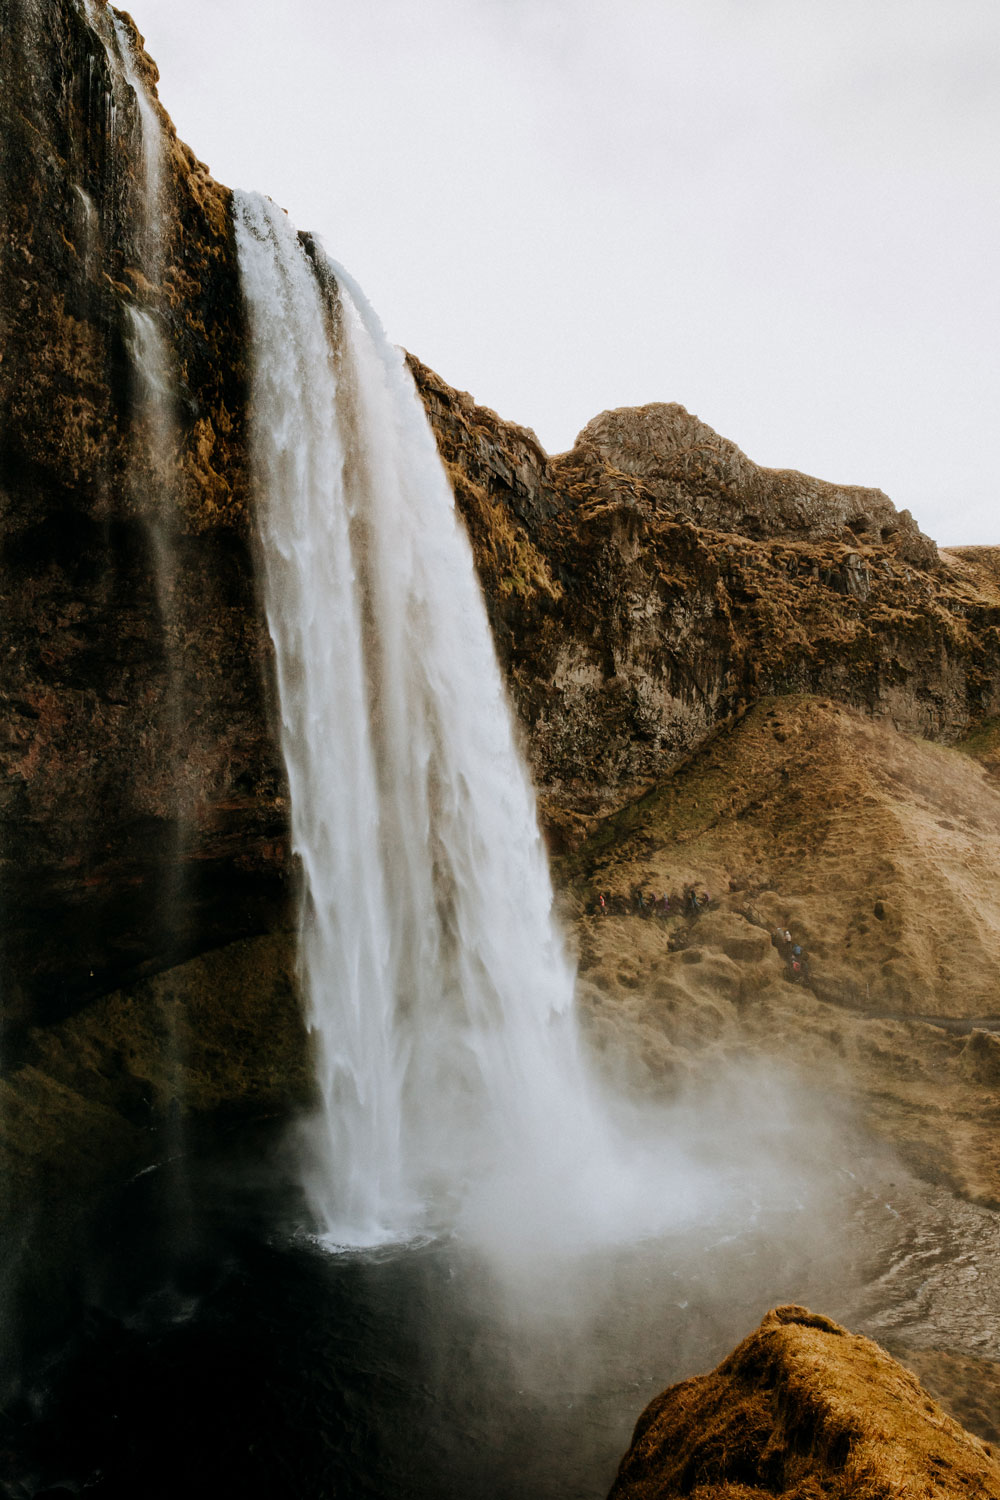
[412,362,999,848]
[577,401,938,564]
[608,1305,1000,1499]
[0,0,288,1032]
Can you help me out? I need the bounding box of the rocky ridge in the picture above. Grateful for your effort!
[577,401,938,563]
[413,363,1000,849]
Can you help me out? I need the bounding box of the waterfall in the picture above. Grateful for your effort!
[80,2,190,1182]
[106,11,179,499]
[77,2,180,619]
[234,192,684,1253]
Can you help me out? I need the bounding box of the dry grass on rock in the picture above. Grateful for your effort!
[608,1305,1000,1499]
[560,696,1000,1208]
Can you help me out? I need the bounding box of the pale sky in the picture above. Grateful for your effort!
[132,0,999,546]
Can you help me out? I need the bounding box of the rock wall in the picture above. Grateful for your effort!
[0,0,289,1035]
[414,362,1000,846]
[577,401,938,564]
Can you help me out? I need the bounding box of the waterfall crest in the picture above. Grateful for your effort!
[234,192,686,1253]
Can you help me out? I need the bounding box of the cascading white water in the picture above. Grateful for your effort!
[73,185,98,278]
[234,191,698,1253]
[105,11,178,482]
[80,3,189,1172]
[110,19,159,218]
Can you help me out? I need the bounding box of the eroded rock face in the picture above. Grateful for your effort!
[608,1305,1000,1499]
[0,0,289,1032]
[575,401,938,565]
[414,364,1000,845]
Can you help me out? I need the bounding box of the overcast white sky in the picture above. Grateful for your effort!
[133,0,998,545]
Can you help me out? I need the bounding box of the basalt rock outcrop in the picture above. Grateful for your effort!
[608,1305,1000,1499]
[415,359,1000,846]
[576,402,938,564]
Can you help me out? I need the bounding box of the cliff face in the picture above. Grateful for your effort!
[413,360,1000,846]
[0,0,288,1034]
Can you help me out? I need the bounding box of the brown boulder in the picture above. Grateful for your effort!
[959,1029,1000,1086]
[609,1305,1000,1499]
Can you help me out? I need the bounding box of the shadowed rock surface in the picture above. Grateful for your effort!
[608,1305,1000,1499]
[0,0,288,1034]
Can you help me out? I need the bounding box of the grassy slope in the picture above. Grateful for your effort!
[554,690,1000,1194]
[556,692,1000,1450]
[557,696,1000,1208]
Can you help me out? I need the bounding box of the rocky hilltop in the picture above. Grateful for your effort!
[577,402,937,564]
[415,359,1000,846]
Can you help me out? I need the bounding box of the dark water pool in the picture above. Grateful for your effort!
[2,1123,998,1500]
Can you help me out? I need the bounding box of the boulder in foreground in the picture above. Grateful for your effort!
[609,1304,1000,1499]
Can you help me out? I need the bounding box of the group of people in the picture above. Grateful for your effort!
[591,884,811,986]
[594,885,712,919]
[772,927,810,981]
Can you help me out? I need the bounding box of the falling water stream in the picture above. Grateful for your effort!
[232,189,713,1257]
[78,2,192,1199]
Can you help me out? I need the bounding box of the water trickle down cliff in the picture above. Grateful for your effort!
[0,3,310,1331]
[0,0,290,1039]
